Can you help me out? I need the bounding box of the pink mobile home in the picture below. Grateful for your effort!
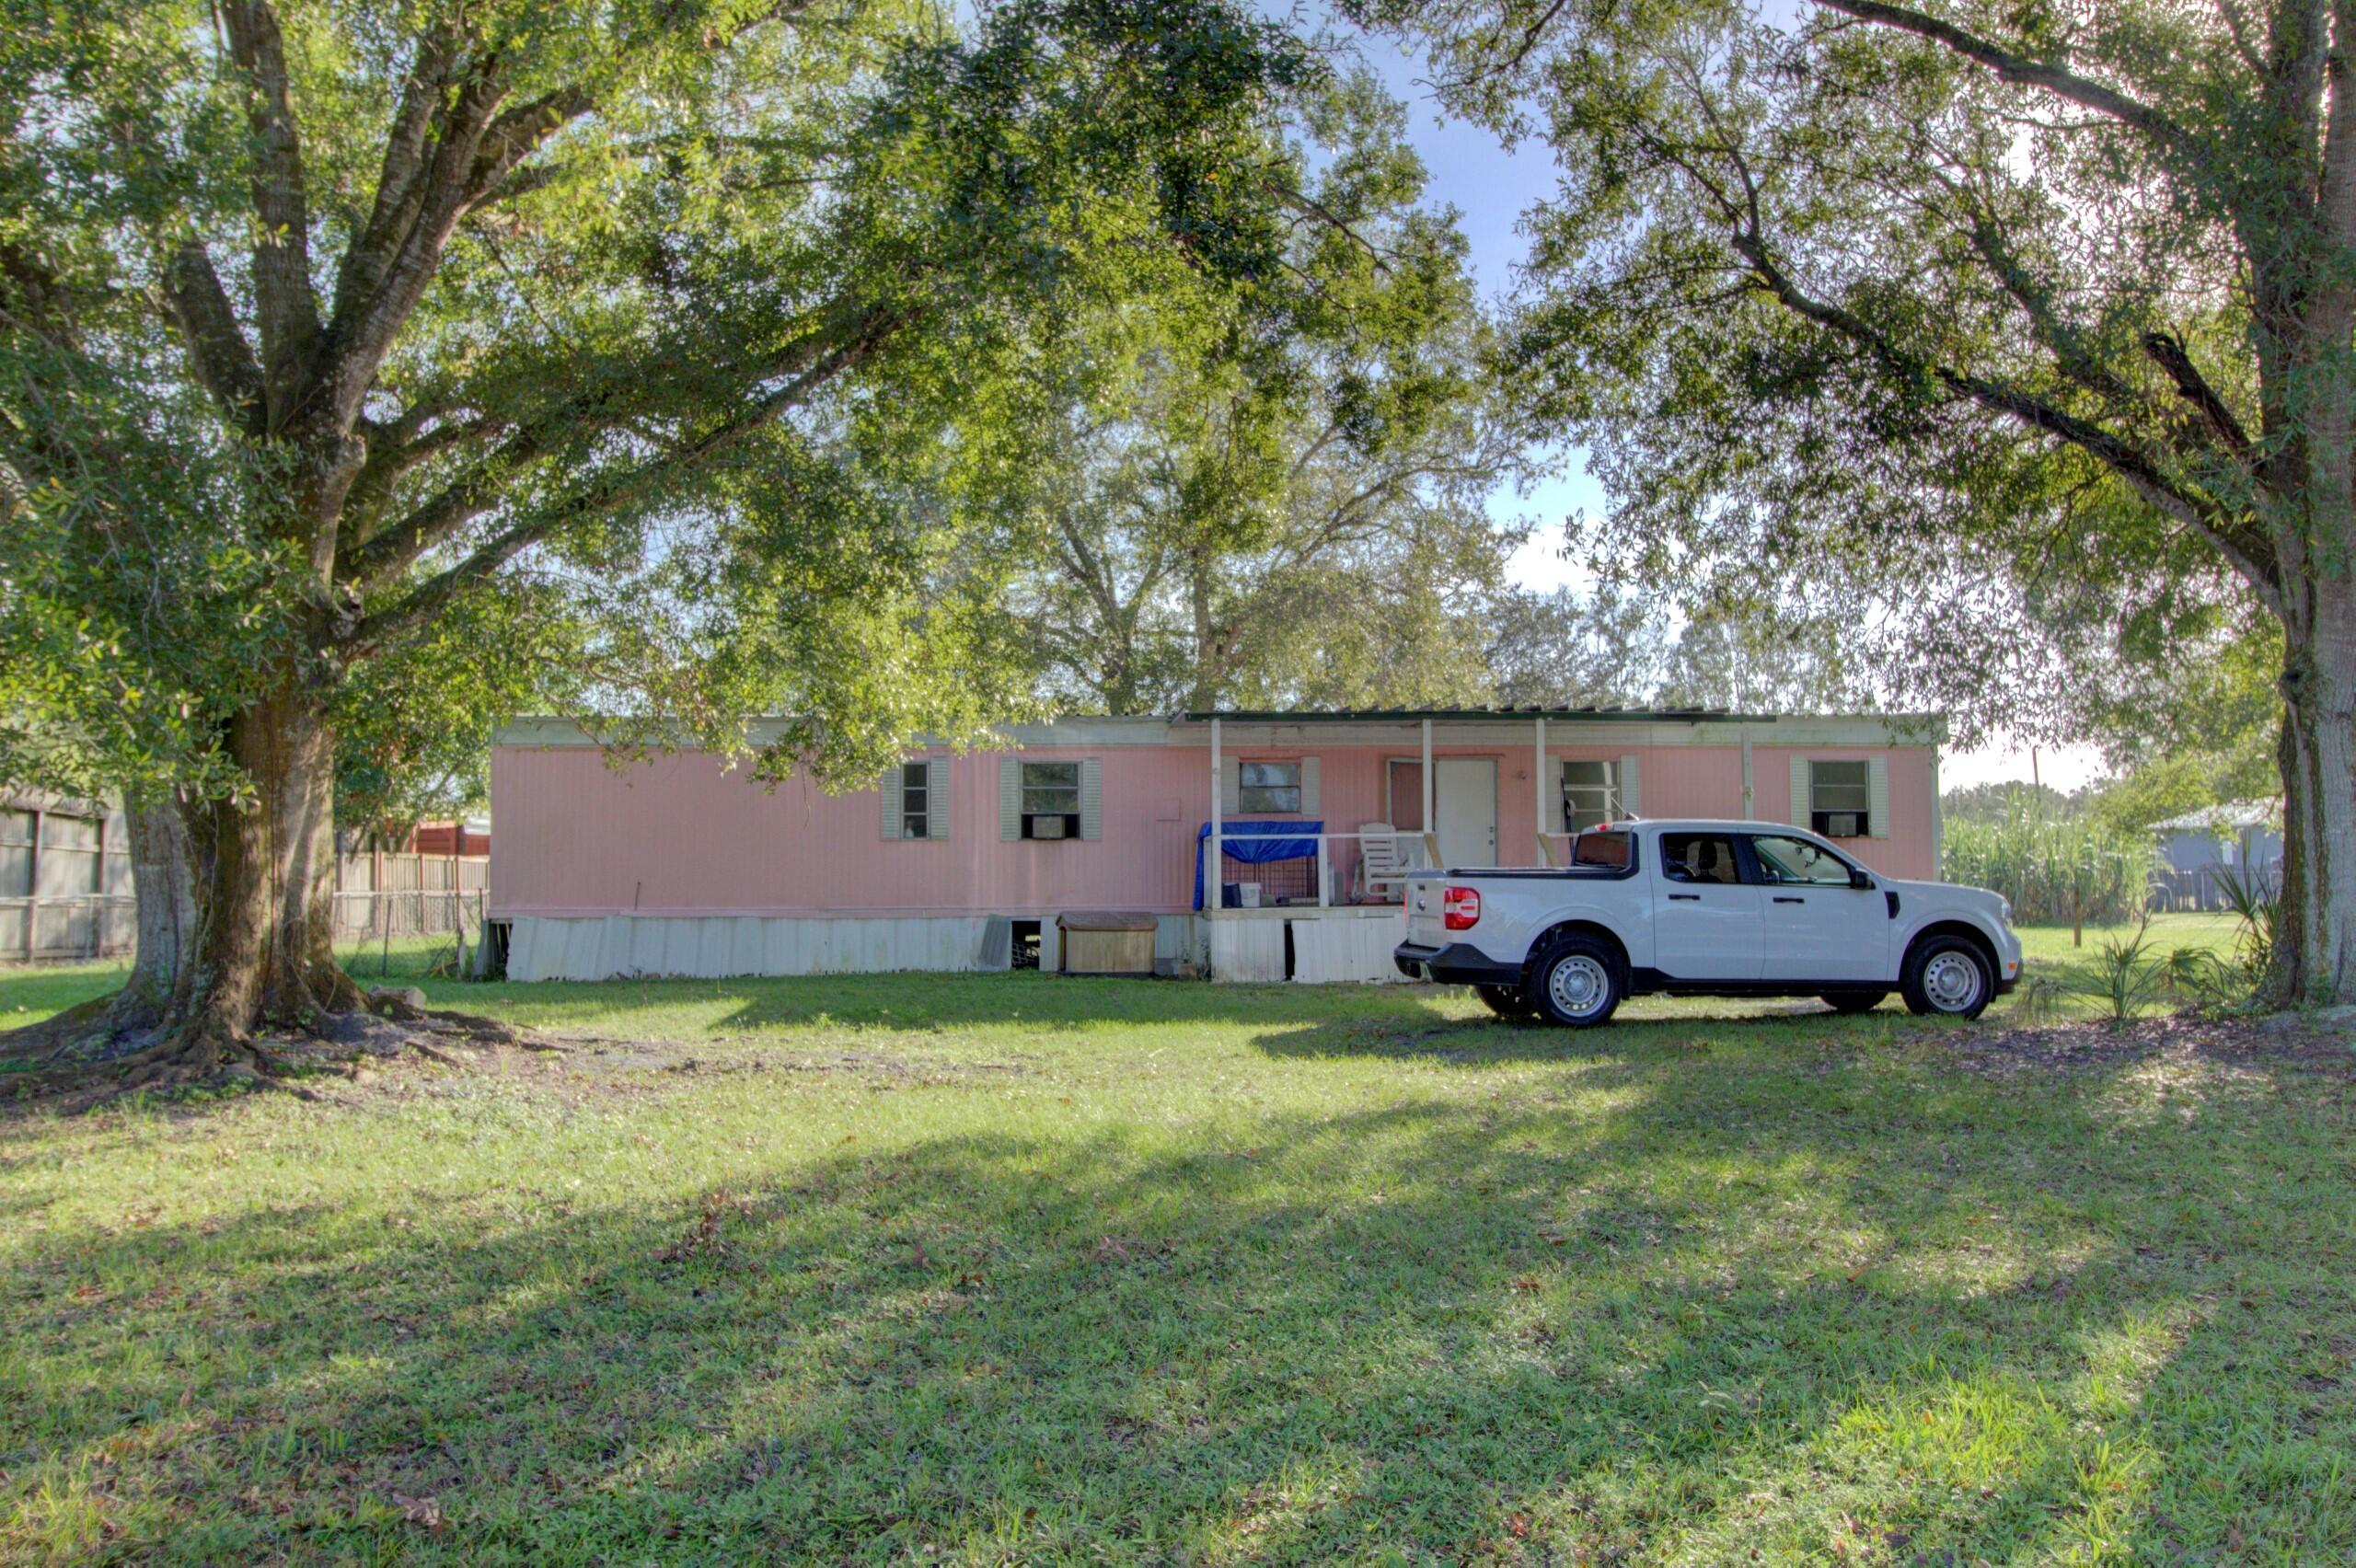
[489,708,1946,983]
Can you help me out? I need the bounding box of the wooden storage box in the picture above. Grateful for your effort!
[1057,910,1156,976]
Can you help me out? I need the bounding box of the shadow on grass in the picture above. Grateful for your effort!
[5,1049,2349,1564]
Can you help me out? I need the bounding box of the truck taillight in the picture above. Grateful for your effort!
[1443,885,1481,930]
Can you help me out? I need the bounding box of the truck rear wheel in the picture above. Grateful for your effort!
[1527,935,1623,1028]
[1475,984,1534,1020]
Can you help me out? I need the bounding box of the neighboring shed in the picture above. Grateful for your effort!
[2151,801,2282,911]
[412,817,491,857]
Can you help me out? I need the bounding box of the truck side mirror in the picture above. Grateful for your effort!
[1850,868,1874,890]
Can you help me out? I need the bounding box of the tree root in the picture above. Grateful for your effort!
[4,975,560,1110]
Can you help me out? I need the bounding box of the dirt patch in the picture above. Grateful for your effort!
[533,1032,1032,1088]
[1938,1014,2356,1078]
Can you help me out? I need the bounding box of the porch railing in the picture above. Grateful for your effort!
[1206,824,1611,908]
[1203,829,1412,911]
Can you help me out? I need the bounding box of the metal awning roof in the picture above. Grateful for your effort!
[1178,705,1784,724]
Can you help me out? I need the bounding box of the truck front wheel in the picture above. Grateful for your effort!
[1528,935,1623,1028]
[1901,935,1993,1020]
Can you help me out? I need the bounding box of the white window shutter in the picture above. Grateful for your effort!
[1220,754,1241,813]
[1618,754,1641,817]
[1790,755,1813,827]
[1000,757,1021,841]
[1300,756,1321,815]
[881,767,902,840]
[1867,755,1890,838]
[1080,758,1103,840]
[930,756,951,839]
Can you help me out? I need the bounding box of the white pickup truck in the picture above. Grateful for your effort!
[1392,819,2021,1026]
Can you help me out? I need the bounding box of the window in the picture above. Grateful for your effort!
[1749,834,1854,886]
[1809,760,1871,838]
[1561,759,1621,832]
[1570,829,1634,870]
[899,762,930,839]
[1659,831,1741,884]
[1021,761,1080,840]
[1239,760,1302,814]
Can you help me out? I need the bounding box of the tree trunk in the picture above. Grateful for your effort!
[161,662,361,1066]
[116,791,201,1029]
[1186,551,1221,710]
[2274,584,2356,1006]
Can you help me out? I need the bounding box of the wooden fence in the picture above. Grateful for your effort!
[1,795,490,965]
[331,851,491,943]
[1,796,135,964]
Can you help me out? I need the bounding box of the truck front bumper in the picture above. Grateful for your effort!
[1393,941,1522,987]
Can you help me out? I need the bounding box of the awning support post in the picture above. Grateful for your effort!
[1209,718,1222,923]
[1420,718,1438,867]
[1534,716,1551,866]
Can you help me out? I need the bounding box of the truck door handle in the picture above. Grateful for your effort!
[1773,895,1806,905]
[1667,893,1700,902]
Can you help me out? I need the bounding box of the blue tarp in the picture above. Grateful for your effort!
[1195,820,1324,911]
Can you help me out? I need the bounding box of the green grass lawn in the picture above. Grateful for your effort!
[3,918,2351,1564]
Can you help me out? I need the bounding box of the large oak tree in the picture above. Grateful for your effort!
[1351,0,2356,1004]
[1010,75,1539,716]
[0,0,1314,1073]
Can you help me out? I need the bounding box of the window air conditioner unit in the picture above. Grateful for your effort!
[1818,811,1861,838]
[1030,815,1068,839]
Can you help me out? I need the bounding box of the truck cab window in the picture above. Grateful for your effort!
[1749,834,1853,885]
[1659,832,1740,884]
[1570,830,1633,870]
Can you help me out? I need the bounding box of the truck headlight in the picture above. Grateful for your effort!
[1999,898,2013,925]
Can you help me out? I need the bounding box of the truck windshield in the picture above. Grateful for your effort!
[1570,830,1633,870]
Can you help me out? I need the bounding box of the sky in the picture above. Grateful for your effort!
[1328,18,2108,793]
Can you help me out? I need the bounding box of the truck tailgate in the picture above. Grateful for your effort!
[1403,875,1450,946]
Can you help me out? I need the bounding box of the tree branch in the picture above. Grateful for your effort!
[1271,183,1392,273]
[219,0,322,425]
[2140,329,2257,464]
[1811,1,2202,162]
[338,301,884,587]
[318,62,514,431]
[319,0,828,437]
[338,409,509,541]
[468,84,595,197]
[1731,230,2284,613]
[1930,173,2139,404]
[329,25,461,348]
[2215,0,2272,77]
[346,305,907,645]
[154,239,266,433]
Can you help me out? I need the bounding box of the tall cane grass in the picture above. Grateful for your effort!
[1943,805,2158,930]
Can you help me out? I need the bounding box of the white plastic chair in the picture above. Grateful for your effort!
[1354,824,1428,903]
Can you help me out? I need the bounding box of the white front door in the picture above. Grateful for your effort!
[1434,758,1496,868]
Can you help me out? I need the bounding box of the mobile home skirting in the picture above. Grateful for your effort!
[504,912,1205,983]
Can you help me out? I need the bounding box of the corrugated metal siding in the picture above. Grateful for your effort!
[492,746,1205,919]
[1289,911,1408,984]
[490,737,1943,919]
[1757,747,1936,879]
[506,915,1000,982]
[1209,919,1286,983]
